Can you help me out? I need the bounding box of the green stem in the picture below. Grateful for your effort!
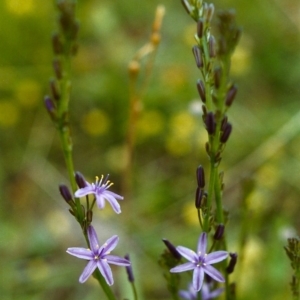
[93,269,118,300]
[130,281,138,300]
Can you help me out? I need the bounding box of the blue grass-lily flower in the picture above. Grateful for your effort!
[66,226,130,284]
[179,282,224,300]
[170,233,228,291]
[75,175,124,213]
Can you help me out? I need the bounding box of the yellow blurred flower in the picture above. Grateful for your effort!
[6,0,34,15]
[137,110,164,138]
[15,79,41,107]
[0,100,19,127]
[81,109,110,136]
[182,201,198,226]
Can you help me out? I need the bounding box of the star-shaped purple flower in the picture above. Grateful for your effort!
[170,233,228,291]
[74,175,124,214]
[179,282,224,300]
[66,226,130,284]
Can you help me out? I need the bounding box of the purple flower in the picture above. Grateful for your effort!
[66,226,130,284]
[75,175,124,214]
[170,233,228,291]
[179,283,224,300]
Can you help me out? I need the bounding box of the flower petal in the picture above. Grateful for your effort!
[179,290,194,300]
[101,235,119,254]
[105,255,131,266]
[75,185,94,198]
[197,233,207,255]
[208,287,224,299]
[205,251,228,264]
[105,190,124,200]
[103,192,122,214]
[193,266,204,291]
[66,247,93,260]
[202,264,225,282]
[96,196,106,209]
[176,246,198,262]
[87,226,101,253]
[97,259,114,285]
[79,260,97,283]
[170,262,195,273]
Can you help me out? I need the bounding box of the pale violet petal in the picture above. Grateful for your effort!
[178,290,193,300]
[101,235,119,254]
[79,260,97,283]
[97,259,113,285]
[66,247,93,260]
[207,287,224,299]
[176,246,198,262]
[103,193,121,213]
[95,195,106,209]
[205,251,228,264]
[105,255,131,266]
[202,264,225,282]
[197,232,207,255]
[105,190,124,200]
[87,226,101,253]
[75,185,94,198]
[193,266,204,291]
[170,262,195,273]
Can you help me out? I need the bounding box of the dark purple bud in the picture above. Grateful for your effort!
[86,210,93,224]
[50,78,60,101]
[162,239,181,260]
[52,33,63,55]
[225,84,238,107]
[205,112,216,135]
[75,171,87,188]
[214,67,222,89]
[59,184,73,203]
[197,19,204,38]
[53,58,63,80]
[226,252,238,274]
[44,95,57,120]
[221,115,228,132]
[196,165,205,188]
[195,187,203,209]
[196,79,206,103]
[208,35,216,58]
[192,45,203,68]
[220,122,232,143]
[124,254,134,282]
[213,224,225,240]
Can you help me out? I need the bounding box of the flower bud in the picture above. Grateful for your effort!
[225,84,238,107]
[214,67,222,89]
[59,184,73,203]
[75,171,87,188]
[162,239,181,260]
[50,78,60,101]
[197,19,204,38]
[196,165,205,188]
[213,224,225,240]
[208,35,216,58]
[195,187,203,209]
[44,95,57,120]
[205,3,215,23]
[53,58,63,80]
[52,32,63,55]
[124,254,134,282]
[220,122,232,143]
[205,112,216,135]
[196,79,206,103]
[226,252,238,274]
[192,45,203,68]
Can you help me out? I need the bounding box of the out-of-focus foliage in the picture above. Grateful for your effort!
[1,0,300,299]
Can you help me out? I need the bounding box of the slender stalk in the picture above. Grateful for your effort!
[93,269,118,300]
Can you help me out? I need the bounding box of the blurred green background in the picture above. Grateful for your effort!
[1,0,300,299]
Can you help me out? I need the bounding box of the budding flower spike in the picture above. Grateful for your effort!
[74,175,124,214]
[66,226,130,284]
[170,232,228,291]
